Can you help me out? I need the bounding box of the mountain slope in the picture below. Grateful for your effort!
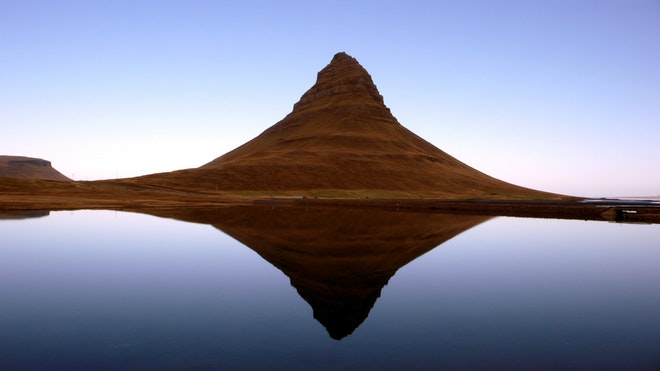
[134,52,559,199]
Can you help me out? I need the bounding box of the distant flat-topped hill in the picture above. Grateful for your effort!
[128,52,560,199]
[0,156,71,181]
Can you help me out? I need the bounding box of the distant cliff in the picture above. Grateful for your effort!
[0,156,71,181]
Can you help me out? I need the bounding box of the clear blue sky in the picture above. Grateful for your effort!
[2,0,658,197]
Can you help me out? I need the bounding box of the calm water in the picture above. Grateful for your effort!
[1,207,658,370]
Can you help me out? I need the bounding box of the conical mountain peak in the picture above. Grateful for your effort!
[293,52,385,112]
[136,52,557,200]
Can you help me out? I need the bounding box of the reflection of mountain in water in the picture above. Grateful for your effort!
[141,205,490,340]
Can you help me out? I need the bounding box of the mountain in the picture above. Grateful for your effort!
[0,156,71,181]
[129,52,558,199]
[139,205,491,340]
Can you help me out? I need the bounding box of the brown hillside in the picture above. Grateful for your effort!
[0,156,71,181]
[133,52,559,199]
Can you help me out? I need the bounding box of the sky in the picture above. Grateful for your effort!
[1,0,658,197]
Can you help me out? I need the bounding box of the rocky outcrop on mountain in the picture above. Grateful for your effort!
[292,52,387,112]
[0,156,71,181]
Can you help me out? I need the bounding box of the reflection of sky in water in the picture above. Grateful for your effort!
[1,211,659,369]
[1,211,314,369]
[370,218,660,369]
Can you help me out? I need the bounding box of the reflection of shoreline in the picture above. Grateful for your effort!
[0,210,50,220]
[138,205,491,340]
[255,199,660,224]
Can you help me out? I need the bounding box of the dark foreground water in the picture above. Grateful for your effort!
[1,206,658,370]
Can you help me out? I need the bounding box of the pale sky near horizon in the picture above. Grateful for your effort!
[2,0,659,197]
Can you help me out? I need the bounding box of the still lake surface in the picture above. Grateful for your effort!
[1,206,658,370]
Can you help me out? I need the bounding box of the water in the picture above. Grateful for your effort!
[1,206,658,370]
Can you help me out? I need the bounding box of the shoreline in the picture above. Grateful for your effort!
[1,194,659,225]
[1,179,658,224]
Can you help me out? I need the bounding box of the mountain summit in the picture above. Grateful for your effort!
[292,52,387,112]
[137,52,555,198]
[201,51,403,170]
